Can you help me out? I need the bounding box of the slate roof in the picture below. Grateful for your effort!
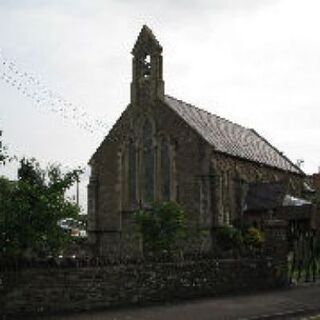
[164,95,303,175]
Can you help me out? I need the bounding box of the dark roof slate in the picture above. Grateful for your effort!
[164,95,302,174]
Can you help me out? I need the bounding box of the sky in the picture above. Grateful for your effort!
[0,0,319,211]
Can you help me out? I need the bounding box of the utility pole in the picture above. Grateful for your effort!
[0,129,3,154]
[76,177,79,207]
[0,129,4,165]
[296,159,304,168]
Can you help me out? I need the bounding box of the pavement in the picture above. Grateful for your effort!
[32,282,320,320]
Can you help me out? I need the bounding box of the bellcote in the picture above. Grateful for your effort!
[130,25,165,105]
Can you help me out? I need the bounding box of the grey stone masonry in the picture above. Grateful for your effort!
[1,256,286,318]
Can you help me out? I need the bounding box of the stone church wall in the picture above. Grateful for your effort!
[210,152,304,227]
[88,99,304,257]
[88,100,214,256]
[1,219,289,318]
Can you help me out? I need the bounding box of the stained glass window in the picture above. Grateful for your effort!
[128,138,137,206]
[161,138,171,201]
[142,119,154,203]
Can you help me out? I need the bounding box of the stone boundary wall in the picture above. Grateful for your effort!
[0,257,287,318]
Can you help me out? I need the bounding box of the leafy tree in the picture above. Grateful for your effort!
[0,130,16,166]
[134,202,187,255]
[0,149,5,165]
[0,130,7,165]
[0,158,83,258]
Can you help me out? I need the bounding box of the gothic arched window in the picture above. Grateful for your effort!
[142,119,155,204]
[160,138,171,201]
[128,138,137,206]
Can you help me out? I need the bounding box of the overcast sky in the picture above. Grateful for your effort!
[0,0,319,210]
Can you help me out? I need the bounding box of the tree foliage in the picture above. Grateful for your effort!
[0,131,15,166]
[0,132,8,166]
[215,224,242,252]
[134,202,187,255]
[0,158,83,258]
[215,224,264,257]
[0,149,6,165]
[243,227,264,249]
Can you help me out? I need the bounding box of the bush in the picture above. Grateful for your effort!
[134,202,187,256]
[215,224,264,257]
[244,227,264,249]
[215,225,243,252]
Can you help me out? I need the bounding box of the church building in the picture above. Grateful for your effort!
[87,25,305,256]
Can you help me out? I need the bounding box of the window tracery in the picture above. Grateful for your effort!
[160,137,171,201]
[128,137,137,206]
[142,118,155,204]
[122,117,175,209]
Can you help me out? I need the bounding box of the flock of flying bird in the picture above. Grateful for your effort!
[0,50,114,169]
[0,50,110,134]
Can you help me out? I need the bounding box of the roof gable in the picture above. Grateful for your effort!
[164,95,303,175]
[131,25,162,55]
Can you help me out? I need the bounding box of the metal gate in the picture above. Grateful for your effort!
[288,220,320,283]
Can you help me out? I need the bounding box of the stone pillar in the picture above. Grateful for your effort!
[264,219,289,286]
